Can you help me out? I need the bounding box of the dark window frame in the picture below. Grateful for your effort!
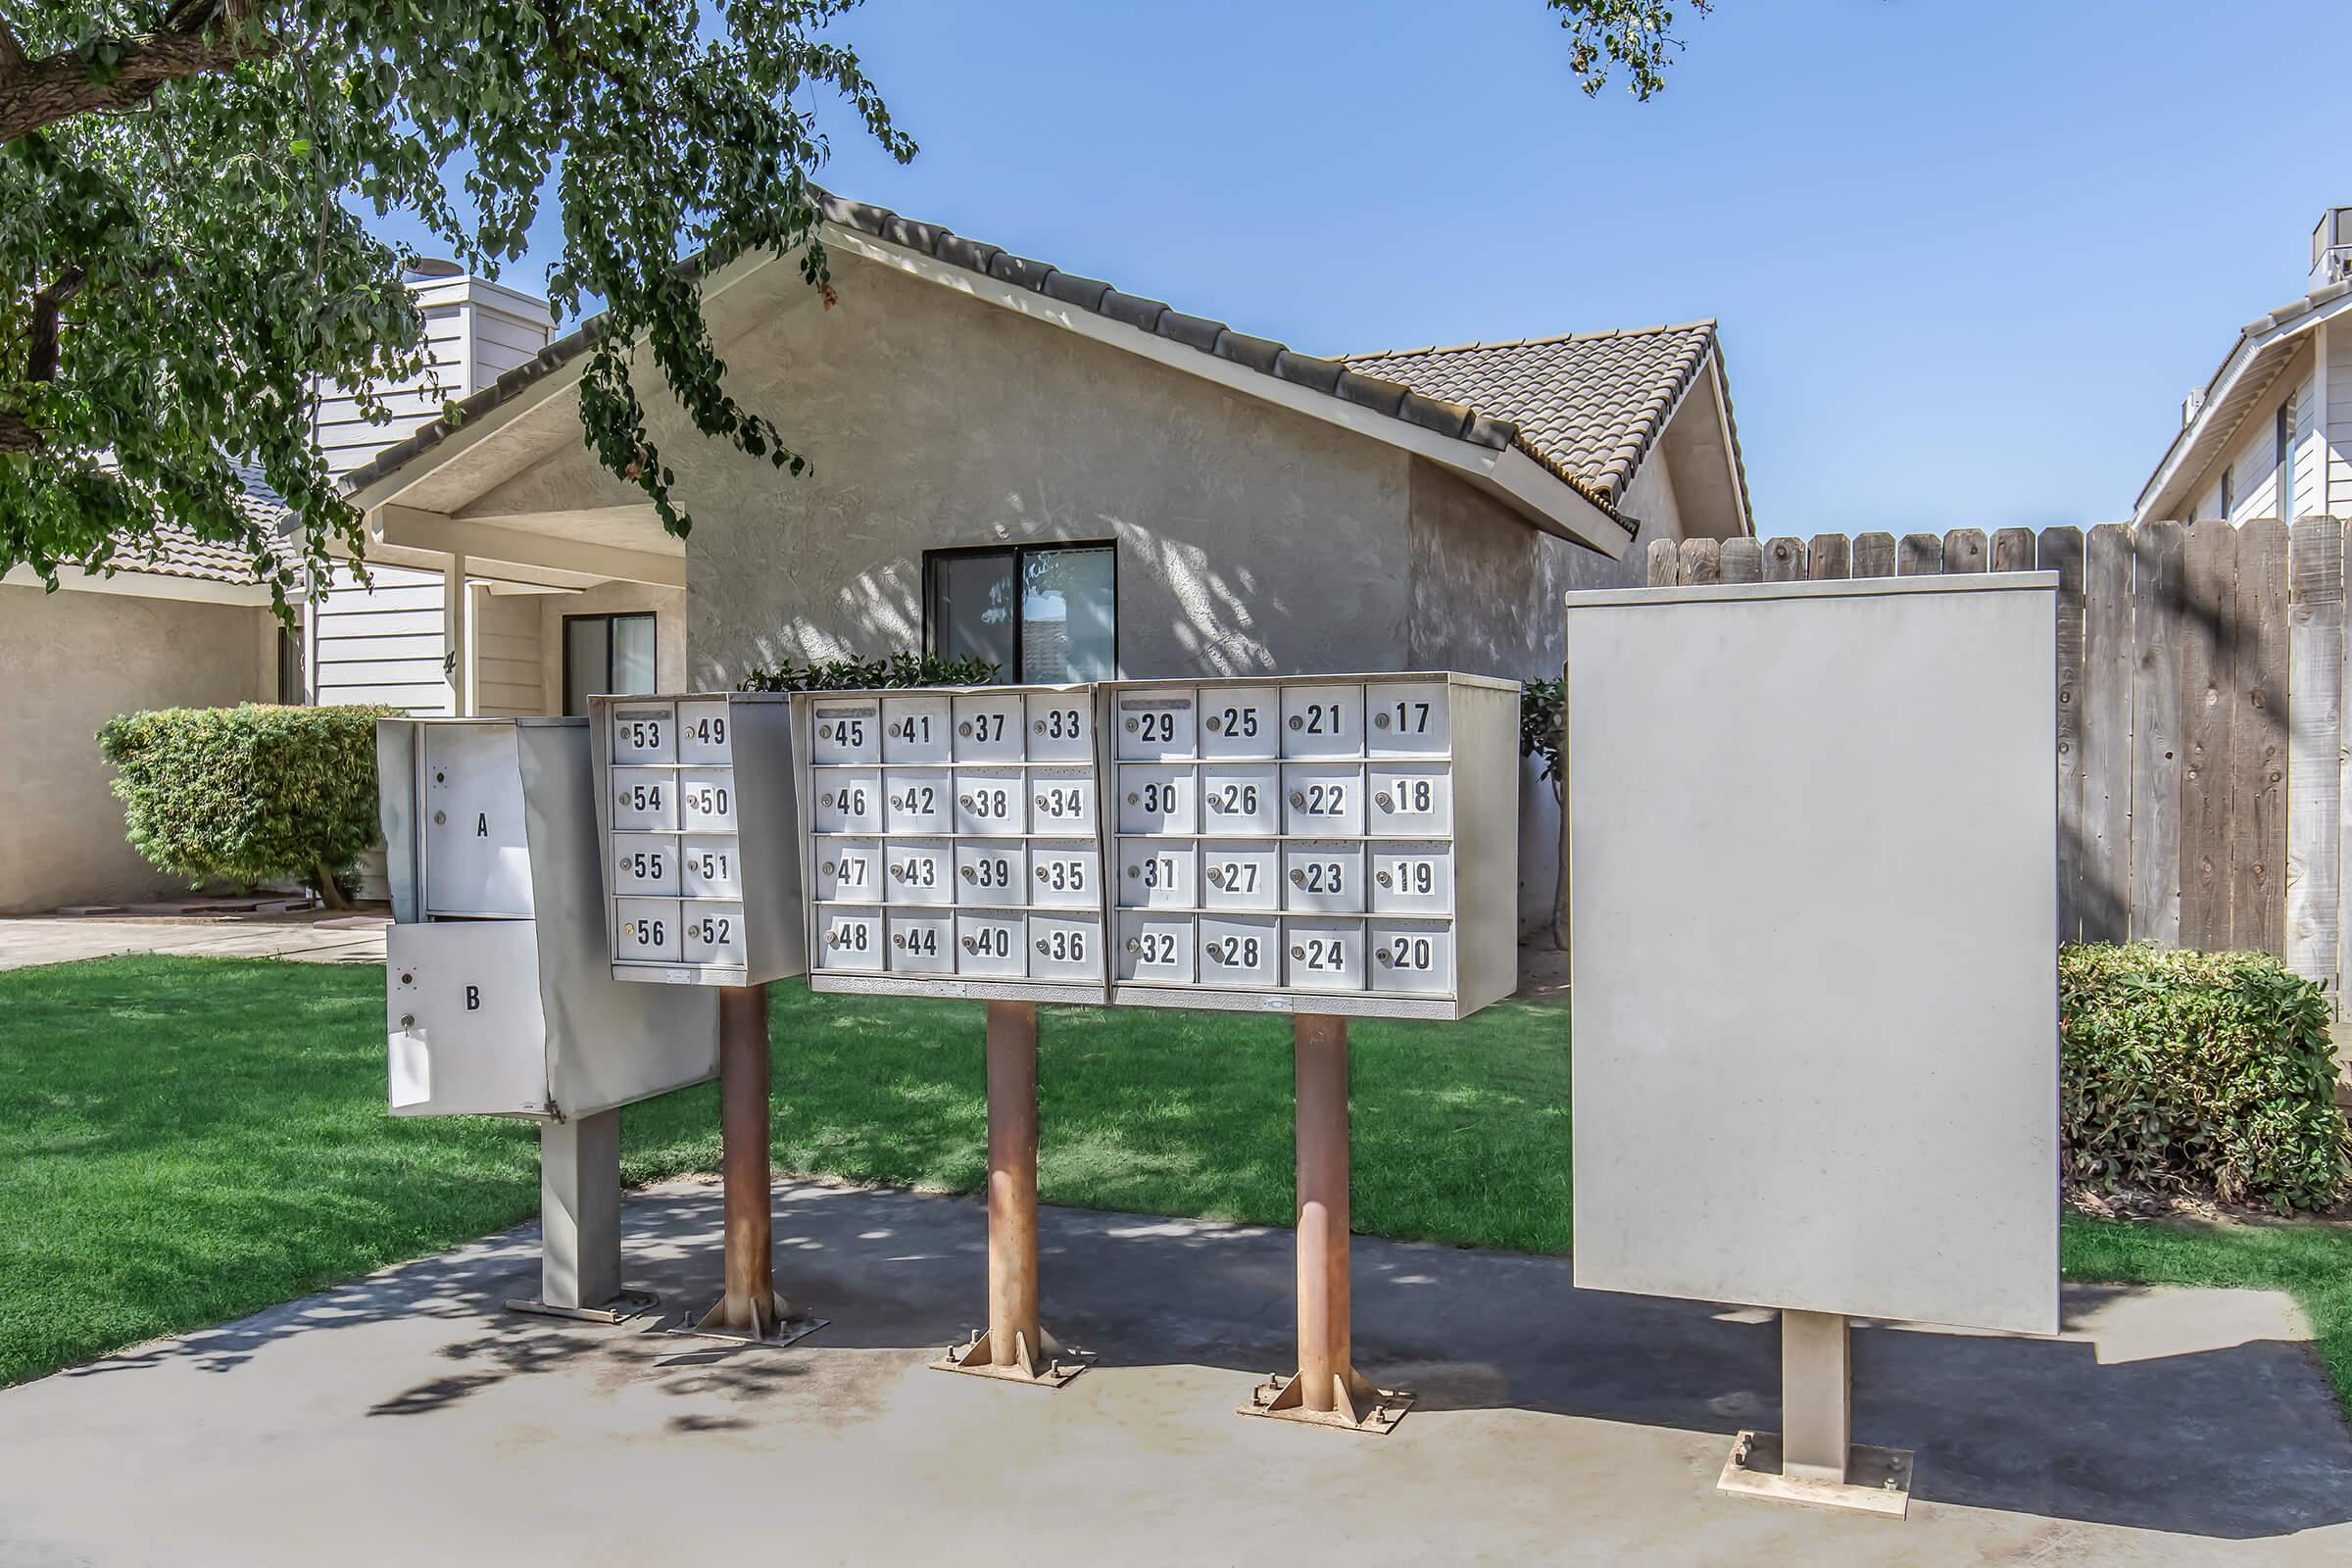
[921,541,1119,683]
[561,611,659,714]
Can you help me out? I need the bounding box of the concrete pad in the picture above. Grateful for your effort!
[0,915,387,970]
[1,1180,2347,1566]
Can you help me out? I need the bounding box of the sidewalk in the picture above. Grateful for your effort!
[0,910,389,972]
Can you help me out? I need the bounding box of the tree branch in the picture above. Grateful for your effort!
[0,5,273,144]
[28,267,86,382]
[0,17,26,74]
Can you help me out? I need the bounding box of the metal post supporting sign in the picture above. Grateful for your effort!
[673,982,826,1347]
[1719,1310,1913,1515]
[933,1000,1091,1387]
[1240,1014,1411,1433]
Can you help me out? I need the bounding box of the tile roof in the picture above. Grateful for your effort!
[338,193,1738,542]
[1340,323,1738,515]
[90,462,292,587]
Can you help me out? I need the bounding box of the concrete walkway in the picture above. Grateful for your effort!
[2,1179,2346,1566]
[0,912,388,971]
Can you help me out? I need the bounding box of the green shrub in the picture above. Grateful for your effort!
[96,704,396,906]
[1520,675,1563,785]
[737,651,1000,692]
[2059,943,2349,1212]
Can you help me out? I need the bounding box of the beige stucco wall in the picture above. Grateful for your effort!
[0,584,275,912]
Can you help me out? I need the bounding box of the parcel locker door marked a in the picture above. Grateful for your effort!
[422,726,534,916]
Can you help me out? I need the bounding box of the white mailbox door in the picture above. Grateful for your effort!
[1118,911,1196,984]
[1120,840,1197,909]
[1369,843,1453,915]
[1029,841,1100,908]
[883,695,954,762]
[1199,686,1280,758]
[818,906,884,970]
[810,700,881,763]
[1199,913,1281,988]
[1367,681,1449,757]
[1199,761,1280,835]
[816,838,883,903]
[1027,769,1098,836]
[885,769,953,836]
[1285,917,1366,992]
[1025,692,1095,762]
[1200,841,1281,910]
[1280,683,1364,759]
[957,910,1026,977]
[1367,762,1452,837]
[676,699,734,763]
[1283,763,1365,837]
[954,693,1027,762]
[1028,914,1100,981]
[955,767,1025,836]
[681,835,743,899]
[885,839,954,906]
[1284,840,1366,913]
[386,920,547,1115]
[421,727,534,917]
[1114,688,1197,760]
[956,840,1027,905]
[813,770,882,835]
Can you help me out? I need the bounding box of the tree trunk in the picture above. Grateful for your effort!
[311,855,351,911]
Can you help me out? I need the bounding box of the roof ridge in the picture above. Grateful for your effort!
[1343,319,1719,363]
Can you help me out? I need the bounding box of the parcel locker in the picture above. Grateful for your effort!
[421,725,536,917]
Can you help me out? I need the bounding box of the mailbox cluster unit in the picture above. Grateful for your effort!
[588,693,807,987]
[792,685,1109,1004]
[789,673,1518,1020]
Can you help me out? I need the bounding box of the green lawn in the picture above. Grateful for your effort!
[2,954,2346,1413]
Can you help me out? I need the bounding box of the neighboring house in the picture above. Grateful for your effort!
[2135,206,2352,525]
[336,192,1754,931]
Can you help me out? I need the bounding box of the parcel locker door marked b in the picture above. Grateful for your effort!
[386,921,547,1115]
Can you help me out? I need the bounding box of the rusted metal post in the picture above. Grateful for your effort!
[682,982,823,1345]
[934,999,1086,1386]
[1239,1013,1411,1432]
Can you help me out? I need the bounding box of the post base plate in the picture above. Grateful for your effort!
[1236,1370,1412,1434]
[1718,1431,1914,1518]
[930,1326,1092,1388]
[505,1289,660,1325]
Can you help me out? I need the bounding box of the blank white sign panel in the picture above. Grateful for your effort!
[1566,575,2059,1336]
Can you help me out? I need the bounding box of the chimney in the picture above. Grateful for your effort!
[2311,208,2352,290]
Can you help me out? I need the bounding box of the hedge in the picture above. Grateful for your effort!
[2060,943,2350,1212]
[96,704,397,906]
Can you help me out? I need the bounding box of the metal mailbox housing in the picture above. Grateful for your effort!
[376,717,718,1119]
[588,693,808,987]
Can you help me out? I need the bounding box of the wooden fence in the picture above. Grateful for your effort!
[1646,521,2352,1002]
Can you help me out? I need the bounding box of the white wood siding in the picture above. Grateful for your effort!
[310,565,451,714]
[469,588,547,717]
[2180,344,2319,520]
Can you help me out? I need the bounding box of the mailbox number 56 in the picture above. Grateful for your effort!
[626,917,667,947]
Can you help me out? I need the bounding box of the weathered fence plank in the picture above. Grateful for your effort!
[2130,520,2186,948]
[2040,525,2087,943]
[1990,527,2036,572]
[2081,524,2134,942]
[1853,532,1896,578]
[1646,537,1678,587]
[1763,537,1805,581]
[2287,517,2344,988]
[1809,533,1853,580]
[2235,518,2291,954]
[1898,533,1943,575]
[2179,522,2238,951]
[1719,537,1763,584]
[1943,528,1988,573]
[1678,537,1722,585]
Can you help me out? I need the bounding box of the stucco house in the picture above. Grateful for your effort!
[334,193,1754,930]
[2134,206,2352,525]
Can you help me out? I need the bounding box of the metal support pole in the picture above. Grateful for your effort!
[1239,1014,1411,1433]
[1720,1310,1913,1516]
[935,999,1087,1387]
[678,982,825,1346]
[506,1106,655,1323]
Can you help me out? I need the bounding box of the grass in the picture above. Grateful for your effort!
[1,954,2345,1415]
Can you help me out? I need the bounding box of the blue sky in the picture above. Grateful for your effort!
[381,0,2352,536]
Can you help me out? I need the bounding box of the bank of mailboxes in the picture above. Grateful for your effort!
[790,673,1518,1019]
[587,693,807,987]
[375,718,718,1118]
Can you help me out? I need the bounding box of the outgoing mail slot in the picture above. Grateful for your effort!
[1285,916,1366,992]
[1028,914,1101,982]
[953,693,1026,762]
[1120,840,1196,909]
[613,897,683,962]
[1283,839,1366,914]
[956,909,1026,978]
[887,909,956,975]
[810,701,880,764]
[422,726,534,916]
[1029,840,1100,909]
[1200,840,1280,910]
[1368,681,1449,757]
[1118,763,1196,835]
[813,768,882,834]
[1281,684,1364,759]
[1025,692,1095,762]
[1367,761,1452,836]
[681,834,742,899]
[610,702,676,764]
[678,767,738,833]
[1369,842,1452,914]
[955,767,1025,836]
[882,695,953,762]
[1115,689,1197,760]
[956,840,1027,905]
[818,906,884,970]
[1028,767,1097,836]
[1119,911,1196,984]
[1199,761,1279,836]
[885,838,954,906]
[884,768,952,835]
[610,766,677,832]
[612,832,680,896]
[1199,686,1280,759]
[682,901,748,968]
[1370,919,1453,995]
[677,699,733,764]
[815,837,882,903]
[1283,763,1364,836]
[1199,912,1281,989]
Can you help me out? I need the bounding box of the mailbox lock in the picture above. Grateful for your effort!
[1290,945,1306,959]
[1032,719,1046,735]
[821,860,836,876]
[432,810,447,825]
[958,793,975,808]
[889,864,904,882]
[1289,868,1307,886]
[1375,791,1396,811]
[824,931,839,949]
[960,865,976,882]
[820,791,835,808]
[818,722,833,740]
[1374,711,1392,729]
[1376,947,1394,965]
[961,936,978,954]
[1377,870,1394,887]
[1124,937,1141,954]
[399,1013,416,1029]
[958,720,973,737]
[1126,791,1140,805]
[893,933,906,949]
[432,769,447,784]
[1126,864,1140,879]
[1288,715,1303,730]
[1205,715,1221,733]
[1205,868,1224,888]
[1124,717,1139,733]
[1034,866,1051,881]
[398,972,414,986]
[1288,790,1305,808]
